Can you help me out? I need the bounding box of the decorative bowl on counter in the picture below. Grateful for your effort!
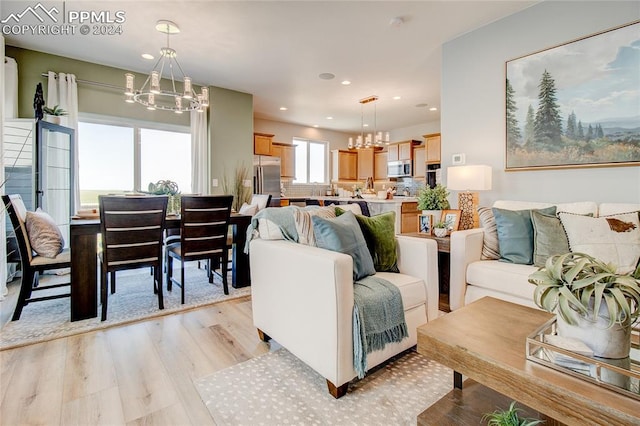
[361,193,377,199]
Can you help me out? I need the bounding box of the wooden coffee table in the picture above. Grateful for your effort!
[416,297,640,426]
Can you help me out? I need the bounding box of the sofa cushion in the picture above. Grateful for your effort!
[598,203,640,216]
[375,272,425,310]
[466,260,537,301]
[559,212,640,274]
[353,211,399,273]
[493,206,556,265]
[531,210,570,267]
[312,211,375,280]
[26,208,65,258]
[478,206,500,260]
[293,206,336,246]
[493,200,596,215]
[332,203,363,216]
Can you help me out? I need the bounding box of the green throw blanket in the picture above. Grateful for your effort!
[353,275,408,378]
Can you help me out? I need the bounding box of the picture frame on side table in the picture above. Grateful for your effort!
[505,20,639,170]
[441,209,461,232]
[419,214,432,234]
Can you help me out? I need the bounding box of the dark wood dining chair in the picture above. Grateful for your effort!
[2,194,71,321]
[166,195,233,303]
[98,195,168,321]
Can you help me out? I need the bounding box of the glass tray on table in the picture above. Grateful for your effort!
[526,317,640,400]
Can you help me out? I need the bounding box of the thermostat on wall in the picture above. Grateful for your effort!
[452,153,466,165]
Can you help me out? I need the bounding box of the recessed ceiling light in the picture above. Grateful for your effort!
[429,107,438,111]
[389,17,404,27]
[341,80,351,85]
[363,124,369,127]
[326,116,333,120]
[393,96,401,100]
[319,73,335,80]
[415,103,429,108]
[279,107,288,111]
[313,124,319,128]
[141,53,154,60]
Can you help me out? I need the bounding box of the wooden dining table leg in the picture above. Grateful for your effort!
[70,221,99,321]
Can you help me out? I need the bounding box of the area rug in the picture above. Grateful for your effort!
[195,348,452,425]
[0,262,251,349]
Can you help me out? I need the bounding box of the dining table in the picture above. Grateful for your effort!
[69,213,253,321]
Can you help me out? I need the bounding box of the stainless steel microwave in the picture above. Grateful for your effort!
[387,160,412,177]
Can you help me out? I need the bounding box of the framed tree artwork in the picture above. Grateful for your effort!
[505,21,640,170]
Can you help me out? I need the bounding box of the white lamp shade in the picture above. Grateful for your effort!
[447,165,492,191]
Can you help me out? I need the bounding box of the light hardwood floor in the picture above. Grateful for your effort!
[0,295,278,425]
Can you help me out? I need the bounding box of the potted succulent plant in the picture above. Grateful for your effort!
[433,220,449,237]
[528,252,640,359]
[43,105,67,124]
[146,179,181,214]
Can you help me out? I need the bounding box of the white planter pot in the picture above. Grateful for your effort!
[46,115,61,125]
[433,228,448,238]
[556,302,631,359]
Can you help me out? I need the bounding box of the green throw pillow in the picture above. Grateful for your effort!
[354,211,399,273]
[492,206,556,265]
[531,210,570,267]
[312,211,376,280]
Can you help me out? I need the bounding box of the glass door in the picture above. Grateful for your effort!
[36,121,74,245]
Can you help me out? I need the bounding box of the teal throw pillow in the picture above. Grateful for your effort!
[531,210,570,267]
[354,211,399,273]
[492,206,556,265]
[312,211,376,281]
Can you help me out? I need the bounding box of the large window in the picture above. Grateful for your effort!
[78,117,190,207]
[292,138,328,184]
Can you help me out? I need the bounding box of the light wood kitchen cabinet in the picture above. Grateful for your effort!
[331,150,358,181]
[357,148,375,180]
[272,142,296,178]
[399,141,413,161]
[400,201,420,233]
[374,151,388,180]
[413,146,425,178]
[387,144,399,162]
[423,133,441,164]
[254,132,274,155]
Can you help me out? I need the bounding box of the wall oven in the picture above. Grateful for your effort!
[387,160,412,177]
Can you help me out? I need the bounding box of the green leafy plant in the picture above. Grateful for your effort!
[222,164,251,212]
[417,184,450,210]
[42,105,67,116]
[482,401,545,426]
[528,252,640,328]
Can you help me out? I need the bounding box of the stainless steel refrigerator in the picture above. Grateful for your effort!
[253,155,281,200]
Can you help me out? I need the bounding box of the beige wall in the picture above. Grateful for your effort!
[442,1,640,206]
[210,87,254,195]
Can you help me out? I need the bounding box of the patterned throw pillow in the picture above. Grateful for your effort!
[293,206,336,246]
[478,207,500,260]
[25,208,64,258]
[559,212,640,274]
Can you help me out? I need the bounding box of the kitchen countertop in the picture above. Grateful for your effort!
[307,196,418,204]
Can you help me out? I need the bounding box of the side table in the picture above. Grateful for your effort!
[402,232,450,311]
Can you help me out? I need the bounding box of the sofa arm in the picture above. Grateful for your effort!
[395,235,439,321]
[449,228,484,311]
[250,238,355,386]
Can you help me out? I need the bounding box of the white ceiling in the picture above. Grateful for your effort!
[4,1,537,133]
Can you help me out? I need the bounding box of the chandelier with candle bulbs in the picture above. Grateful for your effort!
[348,95,389,149]
[124,20,208,114]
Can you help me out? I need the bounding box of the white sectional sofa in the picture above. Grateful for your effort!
[449,200,640,311]
[250,234,438,398]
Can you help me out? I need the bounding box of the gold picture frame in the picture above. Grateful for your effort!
[440,209,461,232]
[418,214,432,234]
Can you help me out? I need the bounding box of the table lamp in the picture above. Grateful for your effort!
[447,165,492,230]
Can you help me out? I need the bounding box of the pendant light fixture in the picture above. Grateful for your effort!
[348,95,390,149]
[124,20,208,113]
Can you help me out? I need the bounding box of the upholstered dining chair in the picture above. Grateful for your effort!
[2,194,71,321]
[166,195,233,303]
[98,195,168,321]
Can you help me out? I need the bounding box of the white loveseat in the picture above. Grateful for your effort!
[250,235,438,398]
[450,200,640,311]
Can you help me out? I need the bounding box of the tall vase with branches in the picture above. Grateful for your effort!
[222,163,251,212]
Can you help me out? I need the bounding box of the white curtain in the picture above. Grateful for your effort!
[4,57,18,119]
[47,71,80,214]
[190,108,209,194]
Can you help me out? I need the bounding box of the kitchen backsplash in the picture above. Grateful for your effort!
[282,178,426,197]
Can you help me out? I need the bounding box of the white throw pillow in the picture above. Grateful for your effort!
[559,212,640,274]
[293,206,336,246]
[239,202,259,216]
